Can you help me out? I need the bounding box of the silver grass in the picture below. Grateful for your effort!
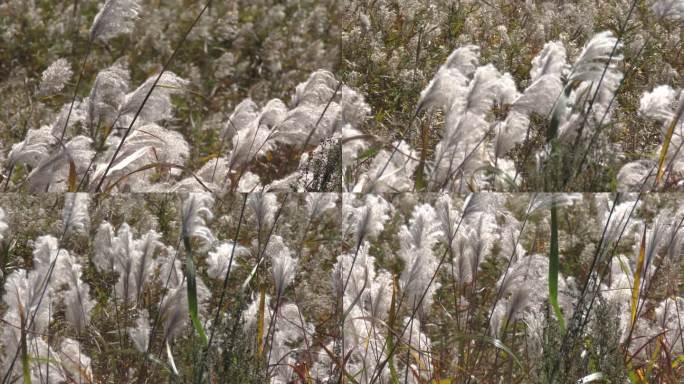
[399,207,443,307]
[335,312,372,380]
[462,212,498,283]
[35,341,68,383]
[38,58,72,95]
[274,102,341,146]
[338,308,390,383]
[113,223,136,302]
[2,271,51,333]
[157,245,184,289]
[505,42,564,143]
[655,91,684,181]
[63,257,95,332]
[206,241,249,280]
[89,0,141,42]
[271,70,346,147]
[87,60,130,129]
[568,31,623,85]
[504,286,531,330]
[108,224,161,305]
[8,126,57,168]
[340,85,371,128]
[652,0,684,20]
[565,32,623,128]
[227,115,277,169]
[0,331,65,384]
[523,312,546,362]
[601,197,641,252]
[159,277,209,342]
[358,140,418,193]
[639,85,678,122]
[243,293,272,333]
[26,135,94,192]
[429,112,488,188]
[528,193,583,214]
[133,230,161,300]
[493,111,530,158]
[220,99,260,141]
[443,45,480,78]
[268,235,297,297]
[399,317,433,382]
[514,75,564,116]
[368,270,392,321]
[529,41,567,82]
[32,236,73,290]
[128,310,151,353]
[159,285,189,341]
[493,72,519,106]
[93,221,115,272]
[341,123,371,169]
[617,160,657,191]
[257,99,288,130]
[118,72,188,124]
[450,64,504,117]
[236,171,262,192]
[602,254,642,341]
[491,254,574,336]
[181,192,215,250]
[58,338,93,383]
[292,70,339,106]
[0,208,8,243]
[269,303,315,383]
[247,192,278,229]
[192,156,232,189]
[398,204,443,313]
[343,194,391,247]
[62,193,89,235]
[50,98,88,138]
[417,66,469,112]
[305,193,338,220]
[417,45,479,113]
[435,194,461,243]
[400,203,443,251]
[31,235,62,272]
[90,123,189,191]
[655,296,684,354]
[644,216,669,270]
[332,241,373,309]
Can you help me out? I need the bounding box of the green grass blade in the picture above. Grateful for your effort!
[184,237,208,345]
[655,102,684,185]
[549,203,566,333]
[631,226,647,326]
[21,327,30,384]
[387,276,399,384]
[19,301,31,384]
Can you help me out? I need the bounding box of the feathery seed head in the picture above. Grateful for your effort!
[38,58,72,95]
[181,192,216,250]
[90,0,141,42]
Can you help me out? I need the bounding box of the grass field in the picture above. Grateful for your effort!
[0,1,683,383]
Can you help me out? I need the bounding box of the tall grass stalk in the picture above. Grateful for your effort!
[367,197,472,383]
[1,199,83,384]
[94,1,212,192]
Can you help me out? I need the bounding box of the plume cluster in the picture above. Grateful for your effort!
[347,31,626,192]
